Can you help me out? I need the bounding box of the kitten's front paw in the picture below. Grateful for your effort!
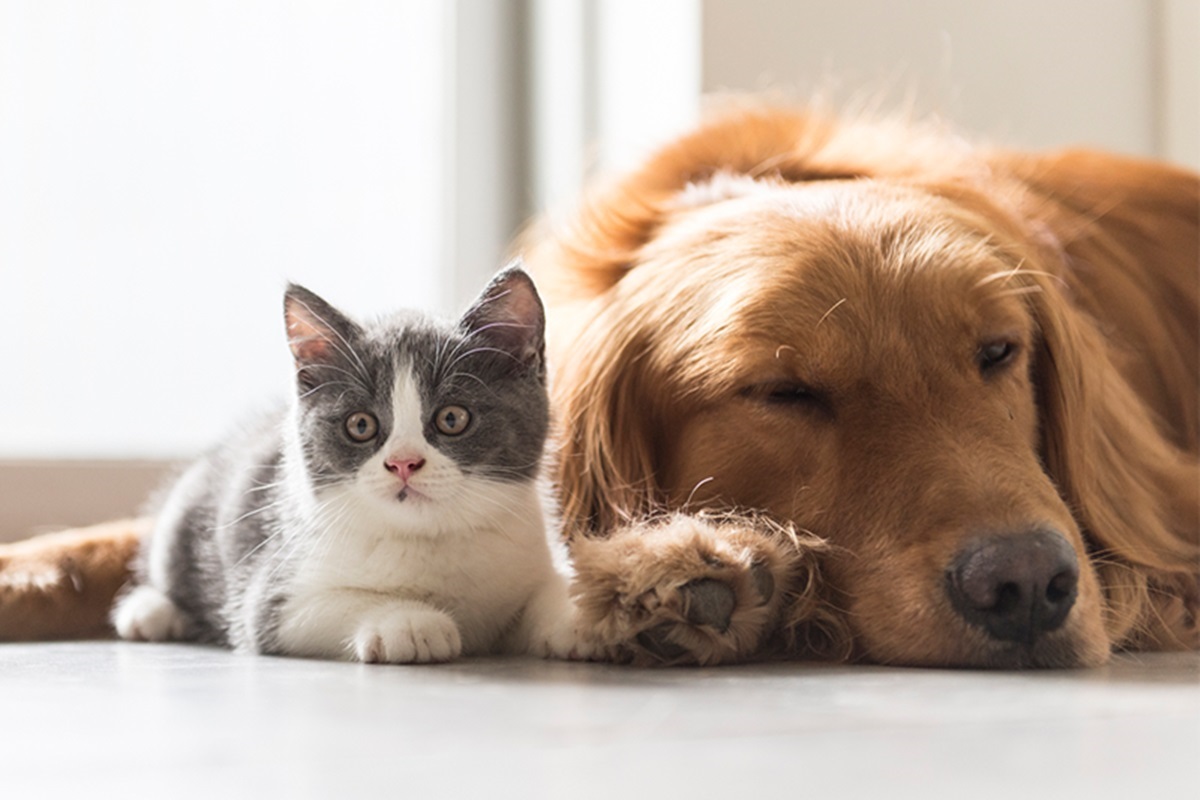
[112,585,188,642]
[353,606,462,664]
[529,616,606,662]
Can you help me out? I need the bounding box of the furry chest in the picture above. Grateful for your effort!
[286,526,546,628]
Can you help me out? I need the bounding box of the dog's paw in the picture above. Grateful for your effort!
[353,606,462,664]
[570,512,798,666]
[112,585,188,642]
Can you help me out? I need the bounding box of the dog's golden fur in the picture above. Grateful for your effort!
[530,106,1199,666]
[0,520,145,641]
[2,105,1197,667]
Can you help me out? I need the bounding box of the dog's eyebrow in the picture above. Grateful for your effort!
[974,263,1064,290]
[990,285,1046,300]
[817,298,848,328]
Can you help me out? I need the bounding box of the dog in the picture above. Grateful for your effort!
[525,105,1199,668]
[2,105,1198,667]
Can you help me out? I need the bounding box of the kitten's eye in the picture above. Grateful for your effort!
[345,412,379,442]
[978,340,1019,374]
[434,405,471,436]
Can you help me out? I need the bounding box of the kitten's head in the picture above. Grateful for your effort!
[283,263,548,532]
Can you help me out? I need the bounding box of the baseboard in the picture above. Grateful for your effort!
[0,460,177,542]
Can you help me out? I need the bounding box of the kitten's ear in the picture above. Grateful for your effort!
[284,284,364,387]
[459,261,546,374]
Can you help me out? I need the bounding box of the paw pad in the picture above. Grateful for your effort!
[680,578,736,632]
[750,561,775,606]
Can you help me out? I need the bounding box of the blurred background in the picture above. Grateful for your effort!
[2,0,1196,534]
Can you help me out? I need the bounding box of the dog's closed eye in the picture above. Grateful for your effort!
[740,381,834,416]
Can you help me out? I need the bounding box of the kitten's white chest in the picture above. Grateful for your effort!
[278,486,553,657]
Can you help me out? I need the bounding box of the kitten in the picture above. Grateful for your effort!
[112,265,586,663]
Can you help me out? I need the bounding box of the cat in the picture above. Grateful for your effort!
[111,264,588,663]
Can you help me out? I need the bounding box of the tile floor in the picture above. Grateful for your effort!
[2,642,1197,799]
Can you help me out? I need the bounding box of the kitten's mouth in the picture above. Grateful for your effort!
[395,486,427,503]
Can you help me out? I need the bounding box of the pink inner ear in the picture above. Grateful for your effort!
[289,334,332,364]
[286,306,334,364]
[498,288,539,332]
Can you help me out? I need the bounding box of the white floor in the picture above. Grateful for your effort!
[2,643,1196,800]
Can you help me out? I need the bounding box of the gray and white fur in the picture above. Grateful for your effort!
[112,265,586,662]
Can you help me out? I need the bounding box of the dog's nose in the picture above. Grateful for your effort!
[946,529,1079,645]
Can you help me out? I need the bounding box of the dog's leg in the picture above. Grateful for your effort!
[0,520,145,640]
[569,512,844,665]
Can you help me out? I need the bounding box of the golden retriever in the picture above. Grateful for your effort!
[2,105,1197,668]
[526,105,1199,667]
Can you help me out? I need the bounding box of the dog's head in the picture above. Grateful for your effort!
[533,108,1199,667]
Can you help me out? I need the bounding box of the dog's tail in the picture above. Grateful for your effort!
[0,519,145,640]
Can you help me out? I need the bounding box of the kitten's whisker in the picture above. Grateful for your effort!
[470,320,529,337]
[441,371,491,391]
[231,525,287,568]
[216,499,289,532]
[445,345,519,370]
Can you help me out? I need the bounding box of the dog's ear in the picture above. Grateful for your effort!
[551,306,669,537]
[982,147,1200,648]
[1032,279,1199,645]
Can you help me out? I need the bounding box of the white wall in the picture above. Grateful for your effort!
[1161,0,1200,167]
[0,1,448,459]
[701,0,1198,168]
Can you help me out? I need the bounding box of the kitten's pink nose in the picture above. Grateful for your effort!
[384,456,426,482]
